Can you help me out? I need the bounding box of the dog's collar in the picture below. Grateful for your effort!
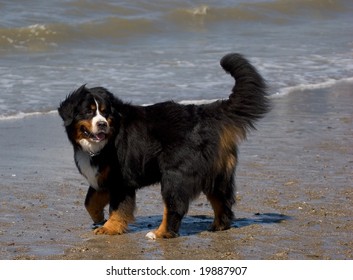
[78,147,101,157]
[89,151,100,157]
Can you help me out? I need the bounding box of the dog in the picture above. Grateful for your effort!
[58,53,270,239]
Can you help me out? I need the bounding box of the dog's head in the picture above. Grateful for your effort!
[58,85,117,155]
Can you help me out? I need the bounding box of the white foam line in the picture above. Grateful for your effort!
[2,76,353,121]
[179,98,220,105]
[1,100,220,121]
[0,110,57,121]
[272,76,353,98]
[142,98,220,107]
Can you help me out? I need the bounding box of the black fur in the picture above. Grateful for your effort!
[58,53,270,238]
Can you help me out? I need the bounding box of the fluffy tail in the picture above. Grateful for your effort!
[220,53,270,130]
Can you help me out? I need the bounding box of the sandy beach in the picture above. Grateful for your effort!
[0,80,352,260]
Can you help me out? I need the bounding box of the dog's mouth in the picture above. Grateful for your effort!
[81,127,107,142]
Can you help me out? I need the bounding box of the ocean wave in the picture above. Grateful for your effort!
[169,5,264,24]
[273,76,353,97]
[168,0,352,25]
[1,0,351,52]
[0,17,155,52]
[0,110,58,121]
[0,24,62,52]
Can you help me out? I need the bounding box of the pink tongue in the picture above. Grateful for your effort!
[95,133,106,141]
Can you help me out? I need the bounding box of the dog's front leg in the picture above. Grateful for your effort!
[85,186,110,226]
[94,189,136,235]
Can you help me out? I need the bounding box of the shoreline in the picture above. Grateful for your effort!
[2,76,353,122]
[1,80,352,259]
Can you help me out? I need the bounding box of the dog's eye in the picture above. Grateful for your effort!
[86,109,94,115]
[101,108,110,117]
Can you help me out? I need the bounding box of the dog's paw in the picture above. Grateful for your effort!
[91,220,107,230]
[145,230,179,239]
[94,226,122,235]
[208,223,230,232]
[93,214,129,235]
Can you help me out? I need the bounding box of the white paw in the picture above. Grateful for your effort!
[145,231,156,240]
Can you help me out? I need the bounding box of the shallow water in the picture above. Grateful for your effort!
[1,0,353,118]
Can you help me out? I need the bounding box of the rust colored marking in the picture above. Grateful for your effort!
[206,194,224,229]
[85,189,110,223]
[74,119,93,141]
[94,195,135,235]
[152,205,178,238]
[214,125,243,175]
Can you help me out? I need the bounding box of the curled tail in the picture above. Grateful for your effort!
[220,53,270,130]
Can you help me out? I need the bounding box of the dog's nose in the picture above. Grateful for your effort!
[97,121,107,129]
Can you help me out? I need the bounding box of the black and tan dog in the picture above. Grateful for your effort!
[58,53,270,239]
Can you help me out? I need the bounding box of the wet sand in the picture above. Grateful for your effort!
[1,81,352,260]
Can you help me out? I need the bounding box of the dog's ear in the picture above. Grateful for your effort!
[58,99,75,126]
[58,84,87,126]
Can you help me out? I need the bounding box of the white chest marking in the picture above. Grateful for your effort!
[75,150,99,190]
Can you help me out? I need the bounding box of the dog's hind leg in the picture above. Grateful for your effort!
[146,176,189,239]
[146,204,182,239]
[206,174,235,231]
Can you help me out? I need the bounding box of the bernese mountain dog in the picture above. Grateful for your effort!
[58,53,270,239]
